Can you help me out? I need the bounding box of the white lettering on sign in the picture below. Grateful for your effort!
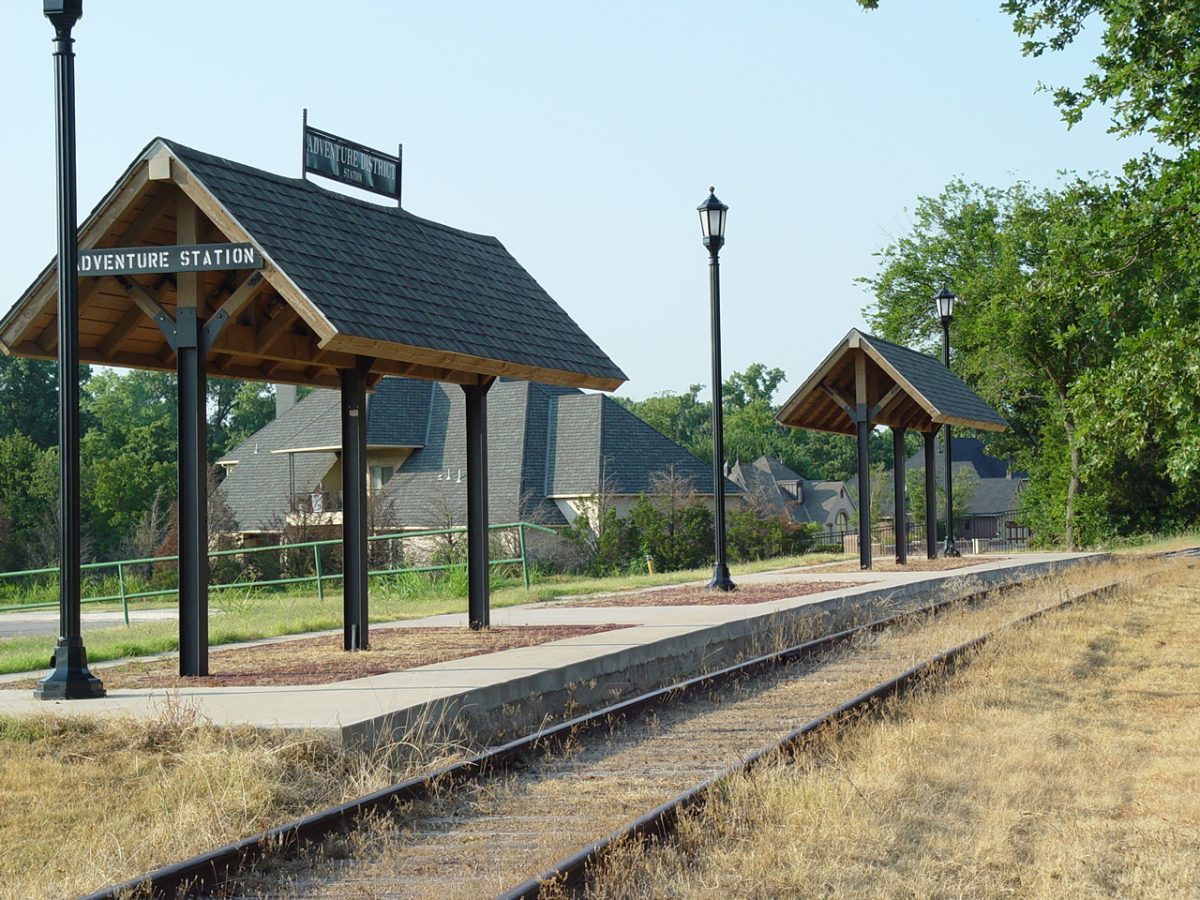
[78,244,263,276]
[304,126,399,198]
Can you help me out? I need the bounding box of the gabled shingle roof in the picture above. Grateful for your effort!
[1,138,626,393]
[217,376,739,533]
[166,140,626,389]
[864,334,1008,432]
[546,394,740,497]
[777,329,1007,435]
[269,378,434,452]
[216,395,337,531]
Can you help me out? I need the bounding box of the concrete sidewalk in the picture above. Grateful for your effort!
[0,553,1097,743]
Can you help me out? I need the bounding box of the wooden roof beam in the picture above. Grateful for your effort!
[116,276,173,335]
[33,185,182,352]
[819,382,859,423]
[870,384,905,422]
[254,307,299,354]
[99,305,146,358]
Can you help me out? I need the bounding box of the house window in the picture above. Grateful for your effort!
[370,465,394,490]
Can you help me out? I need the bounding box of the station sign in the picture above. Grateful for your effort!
[303,123,401,202]
[78,243,263,277]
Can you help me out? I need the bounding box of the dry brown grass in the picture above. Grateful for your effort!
[0,697,469,900]
[586,558,1200,899]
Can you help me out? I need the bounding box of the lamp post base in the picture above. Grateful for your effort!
[706,564,736,592]
[941,539,961,558]
[34,636,105,700]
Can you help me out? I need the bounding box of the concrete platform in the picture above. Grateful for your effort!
[0,553,1099,744]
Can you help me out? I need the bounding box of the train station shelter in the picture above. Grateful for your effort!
[0,137,626,676]
[776,329,1006,569]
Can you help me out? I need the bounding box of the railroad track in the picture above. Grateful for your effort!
[82,556,1178,900]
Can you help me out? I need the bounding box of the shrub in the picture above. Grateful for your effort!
[727,508,818,562]
[630,494,712,572]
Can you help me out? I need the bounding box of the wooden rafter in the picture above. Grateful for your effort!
[116,276,172,327]
[100,306,146,358]
[255,307,299,354]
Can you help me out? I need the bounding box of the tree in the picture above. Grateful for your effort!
[856,1,1200,146]
[629,466,713,572]
[860,176,1144,547]
[0,357,64,450]
[80,369,179,555]
[1002,0,1200,147]
[207,379,275,462]
[0,432,57,569]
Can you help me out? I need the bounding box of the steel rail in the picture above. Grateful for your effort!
[495,578,1131,900]
[75,567,1120,900]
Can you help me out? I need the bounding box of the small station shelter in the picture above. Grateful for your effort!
[0,137,626,675]
[776,329,1006,569]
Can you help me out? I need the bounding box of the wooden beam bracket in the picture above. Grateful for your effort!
[820,382,861,423]
[116,276,177,350]
[870,384,905,422]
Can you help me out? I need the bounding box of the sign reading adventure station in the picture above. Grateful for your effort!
[78,243,263,277]
[303,123,401,202]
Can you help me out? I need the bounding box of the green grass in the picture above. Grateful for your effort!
[0,553,851,676]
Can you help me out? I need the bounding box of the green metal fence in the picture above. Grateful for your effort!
[0,521,560,624]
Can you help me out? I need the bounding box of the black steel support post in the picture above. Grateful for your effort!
[463,378,494,630]
[856,415,871,570]
[893,427,907,565]
[340,361,370,650]
[706,247,734,591]
[941,320,960,557]
[176,307,209,676]
[924,430,938,559]
[854,350,872,570]
[36,0,103,700]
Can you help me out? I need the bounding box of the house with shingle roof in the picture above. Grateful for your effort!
[727,456,856,532]
[729,436,1023,542]
[878,436,1027,538]
[217,376,742,539]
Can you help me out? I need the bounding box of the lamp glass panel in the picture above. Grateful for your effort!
[713,207,726,238]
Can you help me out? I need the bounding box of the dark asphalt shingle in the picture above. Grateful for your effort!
[164,140,627,387]
[864,333,1008,430]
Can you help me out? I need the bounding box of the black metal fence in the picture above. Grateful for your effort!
[813,510,1030,557]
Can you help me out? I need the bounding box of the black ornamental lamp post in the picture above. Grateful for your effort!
[935,286,961,558]
[36,0,104,699]
[698,188,735,592]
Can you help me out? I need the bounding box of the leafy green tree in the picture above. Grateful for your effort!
[858,0,1200,146]
[1002,0,1200,147]
[207,379,275,461]
[80,369,178,555]
[0,357,62,450]
[860,176,1142,547]
[0,432,58,568]
[629,467,713,572]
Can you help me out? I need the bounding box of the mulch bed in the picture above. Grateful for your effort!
[3,624,629,690]
[566,580,860,608]
[819,557,1000,573]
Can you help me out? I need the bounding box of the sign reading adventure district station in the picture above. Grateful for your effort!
[304,124,401,201]
[78,243,263,277]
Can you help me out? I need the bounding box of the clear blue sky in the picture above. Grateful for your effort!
[0,2,1147,402]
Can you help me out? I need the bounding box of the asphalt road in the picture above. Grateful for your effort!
[0,608,179,639]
